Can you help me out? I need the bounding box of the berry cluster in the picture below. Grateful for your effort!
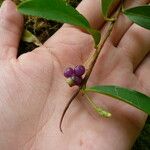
[64,65,85,87]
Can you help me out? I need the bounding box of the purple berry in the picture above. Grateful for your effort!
[64,67,74,78]
[74,65,85,76]
[72,76,82,86]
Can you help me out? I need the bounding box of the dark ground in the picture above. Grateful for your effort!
[0,0,150,149]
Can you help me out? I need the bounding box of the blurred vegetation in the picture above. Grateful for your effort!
[15,0,82,54]
[133,117,150,150]
[0,0,150,149]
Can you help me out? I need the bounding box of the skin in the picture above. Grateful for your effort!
[0,0,150,149]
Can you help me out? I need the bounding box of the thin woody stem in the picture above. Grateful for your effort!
[60,3,122,133]
[82,5,122,87]
[59,88,80,132]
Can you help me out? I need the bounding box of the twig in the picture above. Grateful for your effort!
[82,5,122,86]
[59,3,122,133]
[59,88,80,132]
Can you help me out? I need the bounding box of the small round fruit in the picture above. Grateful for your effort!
[72,76,82,86]
[66,77,75,87]
[74,65,85,76]
[64,67,74,78]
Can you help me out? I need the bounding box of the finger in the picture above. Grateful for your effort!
[135,53,150,95]
[43,0,119,64]
[107,0,149,46]
[118,24,150,71]
[0,0,23,60]
[75,0,102,29]
[44,0,120,45]
[65,0,119,29]
[43,0,106,64]
[75,0,117,29]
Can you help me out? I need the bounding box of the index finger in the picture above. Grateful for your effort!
[44,0,119,48]
[76,0,104,29]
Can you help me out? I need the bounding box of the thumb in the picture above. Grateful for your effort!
[0,0,23,60]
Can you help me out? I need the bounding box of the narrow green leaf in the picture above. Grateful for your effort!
[87,28,101,46]
[124,5,150,30]
[101,0,114,18]
[18,0,100,45]
[85,85,150,115]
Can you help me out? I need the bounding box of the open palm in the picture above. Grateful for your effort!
[0,0,150,150]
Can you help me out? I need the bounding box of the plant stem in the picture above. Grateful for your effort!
[105,17,116,22]
[84,92,111,117]
[60,3,122,133]
[82,5,122,87]
[84,92,98,110]
[59,88,80,132]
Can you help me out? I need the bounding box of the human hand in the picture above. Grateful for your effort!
[0,0,150,149]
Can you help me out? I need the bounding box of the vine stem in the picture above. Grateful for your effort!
[83,5,122,86]
[59,4,122,133]
[59,88,80,132]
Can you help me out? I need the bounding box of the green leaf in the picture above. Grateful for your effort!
[85,85,150,115]
[101,0,114,19]
[124,5,150,30]
[87,28,101,46]
[22,29,42,46]
[18,0,100,46]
